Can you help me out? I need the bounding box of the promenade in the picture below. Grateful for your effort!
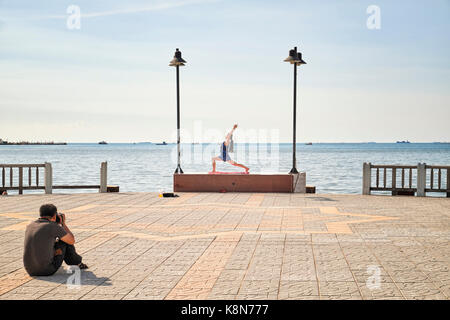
[0,192,449,300]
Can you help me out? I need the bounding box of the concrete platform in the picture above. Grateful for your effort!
[0,192,449,300]
[174,173,300,193]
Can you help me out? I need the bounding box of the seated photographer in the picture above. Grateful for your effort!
[23,204,88,276]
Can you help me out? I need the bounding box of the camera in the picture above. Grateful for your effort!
[55,213,64,224]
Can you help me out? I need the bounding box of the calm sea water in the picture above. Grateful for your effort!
[1,143,449,194]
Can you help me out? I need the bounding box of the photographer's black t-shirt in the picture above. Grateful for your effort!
[23,218,67,276]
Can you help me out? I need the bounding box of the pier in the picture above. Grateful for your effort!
[0,139,67,145]
[0,192,448,300]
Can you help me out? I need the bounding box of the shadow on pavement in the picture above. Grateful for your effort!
[32,267,112,286]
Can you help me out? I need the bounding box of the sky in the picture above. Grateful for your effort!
[0,0,449,143]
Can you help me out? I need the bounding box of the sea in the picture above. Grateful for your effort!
[1,143,449,195]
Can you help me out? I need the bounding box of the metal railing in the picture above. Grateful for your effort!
[1,162,108,194]
[363,163,450,197]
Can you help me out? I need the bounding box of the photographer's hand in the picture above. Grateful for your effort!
[59,213,66,225]
[59,213,76,245]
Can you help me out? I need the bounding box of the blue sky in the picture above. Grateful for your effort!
[0,0,449,142]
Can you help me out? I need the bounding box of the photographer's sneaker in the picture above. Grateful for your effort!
[78,262,88,270]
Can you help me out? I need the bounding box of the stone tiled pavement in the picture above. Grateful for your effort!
[0,192,449,300]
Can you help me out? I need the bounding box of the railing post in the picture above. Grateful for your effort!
[18,167,23,195]
[392,168,397,196]
[417,163,426,197]
[100,162,107,193]
[363,162,371,195]
[447,168,450,198]
[2,167,5,188]
[44,162,53,194]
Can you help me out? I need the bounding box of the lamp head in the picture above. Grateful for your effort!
[283,49,298,63]
[169,48,187,66]
[284,47,306,65]
[295,52,307,65]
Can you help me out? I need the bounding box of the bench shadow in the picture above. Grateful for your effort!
[306,196,336,202]
[32,267,112,286]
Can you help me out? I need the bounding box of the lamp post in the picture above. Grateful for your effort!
[284,46,306,174]
[170,48,187,174]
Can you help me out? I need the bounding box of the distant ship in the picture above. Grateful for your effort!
[305,142,312,145]
[98,141,108,145]
[396,140,410,144]
[156,141,168,145]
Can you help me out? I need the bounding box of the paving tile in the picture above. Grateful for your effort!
[278,281,319,299]
[396,282,445,299]
[318,281,361,297]
[389,270,431,283]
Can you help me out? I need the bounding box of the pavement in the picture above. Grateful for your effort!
[0,192,449,300]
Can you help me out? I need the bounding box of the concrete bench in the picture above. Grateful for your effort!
[173,172,306,193]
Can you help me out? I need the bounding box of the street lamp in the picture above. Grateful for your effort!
[284,46,306,174]
[170,48,187,174]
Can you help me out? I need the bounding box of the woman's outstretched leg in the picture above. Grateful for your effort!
[228,160,249,173]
